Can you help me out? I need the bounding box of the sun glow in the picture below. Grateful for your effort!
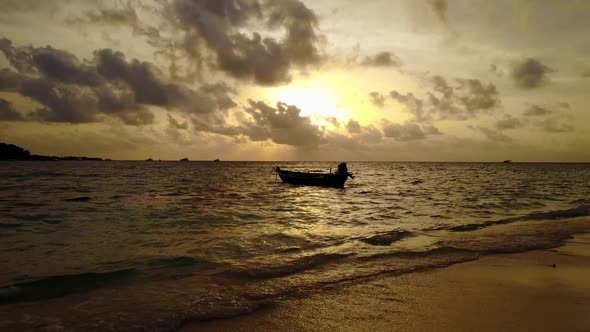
[269,86,343,126]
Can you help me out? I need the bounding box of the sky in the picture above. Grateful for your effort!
[0,0,589,161]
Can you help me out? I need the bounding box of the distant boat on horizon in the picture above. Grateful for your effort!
[214,159,221,162]
[503,160,512,163]
[180,157,189,162]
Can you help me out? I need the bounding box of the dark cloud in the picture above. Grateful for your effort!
[0,39,236,125]
[191,100,325,148]
[67,8,139,28]
[358,124,383,144]
[431,75,453,99]
[382,120,441,141]
[369,92,385,108]
[241,100,323,146]
[389,90,428,121]
[495,114,525,130]
[21,80,103,123]
[361,52,402,67]
[389,75,499,122]
[0,0,63,12]
[172,0,321,85]
[523,104,552,117]
[0,68,23,91]
[239,101,322,145]
[168,113,189,130]
[95,49,186,107]
[511,58,553,89]
[346,119,361,134]
[455,78,499,113]
[0,98,23,120]
[0,38,102,86]
[65,8,161,45]
[430,0,448,23]
[0,38,37,74]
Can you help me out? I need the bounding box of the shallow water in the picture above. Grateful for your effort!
[1,161,589,330]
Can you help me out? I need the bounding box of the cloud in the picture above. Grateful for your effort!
[520,103,574,133]
[495,114,525,130]
[171,0,321,85]
[67,7,138,28]
[382,120,441,141]
[358,124,383,144]
[542,119,574,133]
[454,78,499,112]
[489,63,503,77]
[478,127,511,142]
[325,116,340,128]
[361,52,402,67]
[241,100,323,146]
[430,0,448,23]
[523,104,552,117]
[0,68,24,91]
[539,113,575,133]
[168,113,189,130]
[369,92,386,108]
[65,7,161,45]
[0,98,23,120]
[389,75,499,122]
[0,39,236,125]
[511,58,553,89]
[95,49,187,107]
[346,119,361,133]
[390,90,428,121]
[0,0,63,12]
[192,100,328,148]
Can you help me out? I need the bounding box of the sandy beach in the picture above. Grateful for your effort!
[183,233,590,332]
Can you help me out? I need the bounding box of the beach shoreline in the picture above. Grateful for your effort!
[181,233,590,332]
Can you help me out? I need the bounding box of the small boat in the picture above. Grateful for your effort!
[503,160,511,163]
[275,163,354,188]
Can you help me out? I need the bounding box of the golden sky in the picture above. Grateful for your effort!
[1,0,589,161]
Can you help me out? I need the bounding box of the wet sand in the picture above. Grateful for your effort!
[182,234,590,332]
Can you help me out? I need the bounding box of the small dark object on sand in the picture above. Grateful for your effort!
[552,264,556,268]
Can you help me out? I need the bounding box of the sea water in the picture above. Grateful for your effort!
[1,161,589,330]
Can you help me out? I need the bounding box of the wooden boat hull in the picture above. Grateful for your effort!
[276,169,349,188]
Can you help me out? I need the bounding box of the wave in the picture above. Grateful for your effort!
[0,223,22,228]
[226,253,351,279]
[147,256,217,269]
[0,268,136,304]
[358,246,478,262]
[360,230,412,246]
[450,204,590,232]
[64,196,92,202]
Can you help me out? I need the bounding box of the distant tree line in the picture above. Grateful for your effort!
[0,143,104,161]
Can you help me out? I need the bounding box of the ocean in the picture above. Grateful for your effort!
[1,161,590,331]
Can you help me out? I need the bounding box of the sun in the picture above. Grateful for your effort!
[268,86,343,126]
